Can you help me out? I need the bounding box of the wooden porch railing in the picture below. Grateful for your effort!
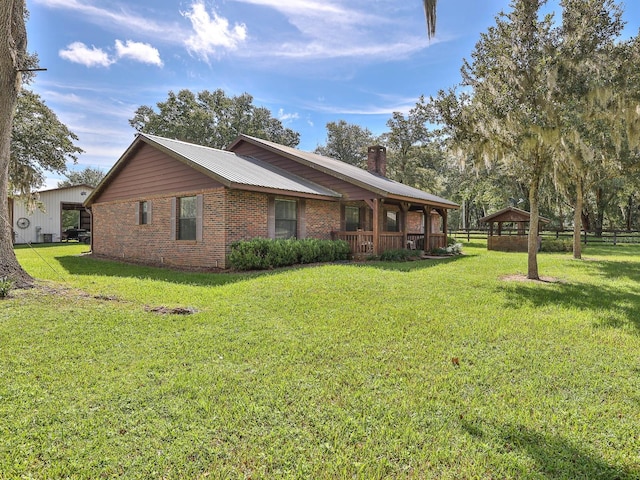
[427,233,446,251]
[407,233,424,250]
[406,233,447,251]
[331,231,374,255]
[332,231,447,255]
[379,232,405,251]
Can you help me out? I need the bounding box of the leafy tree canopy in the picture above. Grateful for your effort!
[58,167,105,189]
[314,120,377,168]
[129,89,300,149]
[10,89,83,199]
[380,96,446,192]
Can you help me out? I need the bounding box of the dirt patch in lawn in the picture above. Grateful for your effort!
[9,282,117,301]
[145,306,198,315]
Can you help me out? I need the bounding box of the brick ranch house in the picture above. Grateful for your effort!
[83,133,458,269]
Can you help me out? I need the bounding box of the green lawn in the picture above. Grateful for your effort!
[1,242,639,479]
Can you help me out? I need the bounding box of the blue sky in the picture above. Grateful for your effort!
[26,0,640,188]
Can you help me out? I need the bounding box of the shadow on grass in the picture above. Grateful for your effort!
[54,252,469,287]
[586,259,640,283]
[461,420,636,479]
[55,254,271,288]
[500,262,640,333]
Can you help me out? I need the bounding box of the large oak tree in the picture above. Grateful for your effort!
[436,0,556,280]
[130,89,300,149]
[11,89,83,199]
[0,0,30,287]
[553,0,640,258]
[314,120,376,168]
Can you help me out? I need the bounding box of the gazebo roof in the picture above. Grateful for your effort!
[479,206,550,224]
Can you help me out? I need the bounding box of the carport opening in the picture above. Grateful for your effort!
[61,202,90,241]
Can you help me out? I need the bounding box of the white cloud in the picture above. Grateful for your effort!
[59,42,114,67]
[36,0,430,65]
[115,40,163,66]
[33,0,177,39]
[182,1,247,61]
[277,108,299,123]
[233,0,427,61]
[303,93,417,116]
[59,40,163,68]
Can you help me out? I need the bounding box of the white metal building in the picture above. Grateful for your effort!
[9,184,93,244]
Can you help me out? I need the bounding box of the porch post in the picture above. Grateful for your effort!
[372,198,380,255]
[424,206,431,252]
[400,202,409,249]
[434,208,446,249]
[443,208,448,247]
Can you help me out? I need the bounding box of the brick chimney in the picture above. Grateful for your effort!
[367,145,387,176]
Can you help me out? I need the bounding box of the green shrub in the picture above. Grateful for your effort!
[379,249,415,262]
[228,238,350,270]
[540,238,573,252]
[0,276,13,298]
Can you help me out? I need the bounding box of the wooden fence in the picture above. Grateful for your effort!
[449,228,640,245]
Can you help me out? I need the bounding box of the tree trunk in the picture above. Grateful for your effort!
[0,0,32,287]
[572,178,583,260]
[594,186,605,237]
[527,174,540,280]
[581,210,590,232]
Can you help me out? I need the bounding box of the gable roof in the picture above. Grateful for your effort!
[85,134,341,205]
[480,206,550,224]
[229,134,459,209]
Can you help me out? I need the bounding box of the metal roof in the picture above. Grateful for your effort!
[140,134,341,198]
[230,134,459,208]
[480,206,550,224]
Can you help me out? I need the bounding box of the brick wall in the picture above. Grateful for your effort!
[92,188,343,269]
[225,190,269,245]
[92,188,227,268]
[407,211,425,233]
[305,199,341,239]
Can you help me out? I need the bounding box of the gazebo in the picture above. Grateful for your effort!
[480,206,550,252]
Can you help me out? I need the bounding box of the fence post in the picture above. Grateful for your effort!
[613,230,617,246]
[583,230,587,245]
[467,228,470,242]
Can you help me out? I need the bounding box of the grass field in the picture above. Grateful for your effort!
[1,242,639,479]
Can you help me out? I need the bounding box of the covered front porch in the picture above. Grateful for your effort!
[332,198,451,257]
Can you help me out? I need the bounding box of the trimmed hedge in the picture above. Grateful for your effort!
[540,238,573,252]
[228,238,351,270]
